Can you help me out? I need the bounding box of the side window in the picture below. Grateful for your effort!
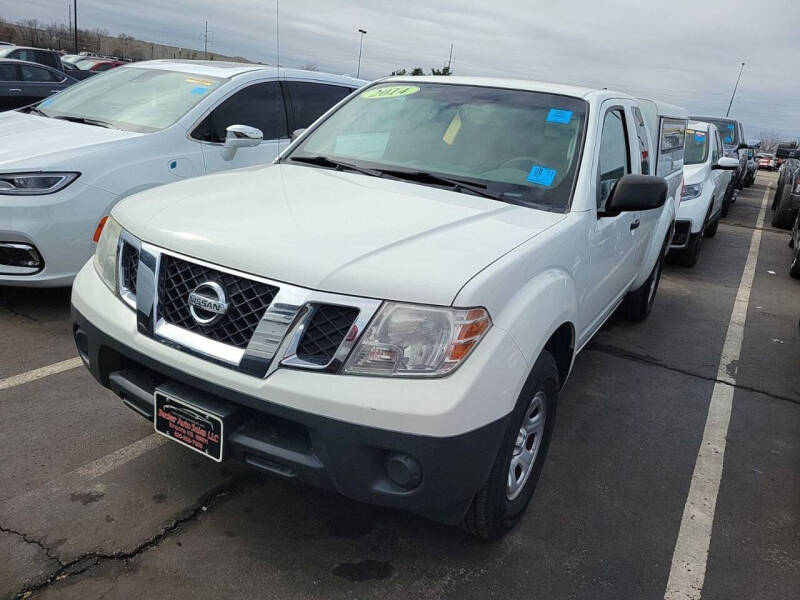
[34,51,60,70]
[286,82,351,129]
[711,131,720,164]
[631,107,650,175]
[0,64,17,81]
[15,49,36,63]
[20,64,59,82]
[597,109,630,210]
[95,63,113,72]
[192,81,287,143]
[657,118,686,176]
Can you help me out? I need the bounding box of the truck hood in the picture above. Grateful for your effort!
[0,111,140,169]
[115,164,566,305]
[683,163,708,186]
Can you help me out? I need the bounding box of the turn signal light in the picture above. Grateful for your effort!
[93,216,109,243]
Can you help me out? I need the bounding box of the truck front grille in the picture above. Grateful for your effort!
[120,243,139,294]
[296,304,360,365]
[157,255,278,349]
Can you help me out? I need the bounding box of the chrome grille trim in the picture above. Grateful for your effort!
[132,241,383,377]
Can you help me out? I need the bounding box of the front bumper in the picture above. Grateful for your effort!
[0,182,114,287]
[73,307,508,523]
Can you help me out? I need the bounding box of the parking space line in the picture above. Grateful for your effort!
[664,186,770,600]
[0,357,83,392]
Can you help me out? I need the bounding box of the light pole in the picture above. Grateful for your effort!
[356,28,367,78]
[726,62,746,117]
[73,0,78,54]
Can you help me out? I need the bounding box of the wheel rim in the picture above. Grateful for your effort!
[506,390,547,501]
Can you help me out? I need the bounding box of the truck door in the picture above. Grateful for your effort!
[585,105,639,336]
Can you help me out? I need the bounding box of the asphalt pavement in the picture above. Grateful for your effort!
[0,172,797,600]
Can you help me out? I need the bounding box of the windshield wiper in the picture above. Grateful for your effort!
[50,115,116,129]
[288,155,383,178]
[25,106,49,117]
[377,168,503,201]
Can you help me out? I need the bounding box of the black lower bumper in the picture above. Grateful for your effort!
[72,307,508,524]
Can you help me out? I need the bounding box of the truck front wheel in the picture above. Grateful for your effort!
[462,351,558,540]
[619,249,664,322]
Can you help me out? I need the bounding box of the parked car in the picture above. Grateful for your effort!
[0,58,77,111]
[741,147,757,186]
[75,58,125,72]
[72,77,680,539]
[0,46,65,73]
[790,211,800,278]
[0,60,364,286]
[61,54,88,64]
[0,41,14,46]
[757,153,777,170]
[668,121,737,266]
[772,144,800,229]
[690,115,747,213]
[61,60,97,80]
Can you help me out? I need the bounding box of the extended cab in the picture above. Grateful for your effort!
[72,78,676,539]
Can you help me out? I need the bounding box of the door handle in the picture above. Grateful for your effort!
[630,219,641,231]
[9,88,21,92]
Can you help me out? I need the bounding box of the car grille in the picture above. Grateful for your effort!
[120,243,139,294]
[157,255,278,349]
[296,304,360,365]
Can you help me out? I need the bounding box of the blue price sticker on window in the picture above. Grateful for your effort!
[40,98,54,107]
[191,86,208,95]
[695,132,706,142]
[725,136,732,143]
[727,123,735,130]
[546,109,572,124]
[527,165,557,187]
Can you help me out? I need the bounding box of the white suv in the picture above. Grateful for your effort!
[0,60,363,286]
[73,77,678,538]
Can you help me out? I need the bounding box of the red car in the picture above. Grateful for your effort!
[75,58,125,72]
[757,153,777,171]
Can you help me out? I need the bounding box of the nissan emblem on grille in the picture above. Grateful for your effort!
[188,281,229,325]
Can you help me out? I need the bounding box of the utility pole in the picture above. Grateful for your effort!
[356,28,367,78]
[276,0,280,67]
[203,20,208,59]
[447,42,454,74]
[73,0,78,53]
[726,62,746,117]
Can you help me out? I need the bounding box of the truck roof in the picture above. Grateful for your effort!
[637,98,688,120]
[379,75,635,101]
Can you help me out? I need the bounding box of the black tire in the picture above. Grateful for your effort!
[671,231,702,267]
[721,201,729,218]
[772,182,785,210]
[771,188,795,229]
[790,243,800,279]
[619,248,665,321]
[704,216,719,238]
[462,351,558,540]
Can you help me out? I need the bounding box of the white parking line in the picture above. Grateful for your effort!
[75,433,167,480]
[664,186,770,600]
[0,357,83,392]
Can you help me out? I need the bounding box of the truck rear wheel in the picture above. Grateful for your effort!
[771,188,796,229]
[462,351,558,540]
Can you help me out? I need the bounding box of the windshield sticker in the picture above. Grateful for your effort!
[39,98,55,107]
[546,109,573,124]
[361,85,420,99]
[527,165,557,187]
[185,78,214,86]
[191,86,209,95]
[442,113,462,145]
[726,123,735,130]
[725,136,733,143]
[694,131,706,142]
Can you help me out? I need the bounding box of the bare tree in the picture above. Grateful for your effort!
[302,62,318,71]
[758,130,783,154]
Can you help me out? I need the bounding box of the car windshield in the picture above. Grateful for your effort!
[32,67,226,133]
[288,82,588,211]
[703,119,738,146]
[684,129,709,165]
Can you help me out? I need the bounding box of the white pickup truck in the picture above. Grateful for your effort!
[72,77,683,539]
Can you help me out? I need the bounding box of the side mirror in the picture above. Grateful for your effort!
[714,157,740,170]
[602,175,667,216]
[291,128,307,142]
[221,124,262,161]
[737,143,750,150]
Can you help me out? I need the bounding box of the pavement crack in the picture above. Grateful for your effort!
[0,523,64,567]
[586,342,800,407]
[14,473,254,599]
[1,302,39,323]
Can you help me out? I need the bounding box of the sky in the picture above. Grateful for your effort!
[7,0,800,139]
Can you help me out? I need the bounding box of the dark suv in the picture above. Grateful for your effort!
[772,143,800,229]
[0,46,64,72]
[690,115,748,215]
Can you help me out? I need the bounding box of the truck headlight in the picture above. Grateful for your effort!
[93,216,122,293]
[0,172,79,195]
[342,303,491,377]
[681,183,703,202]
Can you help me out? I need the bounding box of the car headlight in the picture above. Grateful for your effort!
[342,303,491,377]
[0,172,79,195]
[681,183,703,202]
[93,216,122,293]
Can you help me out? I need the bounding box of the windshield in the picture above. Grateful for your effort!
[288,82,588,211]
[684,129,709,165]
[32,67,226,133]
[704,119,738,146]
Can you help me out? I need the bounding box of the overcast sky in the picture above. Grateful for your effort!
[9,0,800,138]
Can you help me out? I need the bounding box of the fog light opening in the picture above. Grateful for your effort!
[74,326,90,367]
[385,452,422,490]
